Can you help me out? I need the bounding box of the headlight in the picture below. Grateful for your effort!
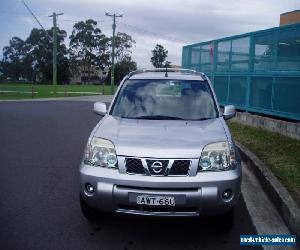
[198,142,236,171]
[84,137,118,168]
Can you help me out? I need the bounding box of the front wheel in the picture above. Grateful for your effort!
[80,194,102,221]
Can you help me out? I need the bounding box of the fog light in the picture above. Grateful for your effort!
[85,183,94,194]
[222,189,232,200]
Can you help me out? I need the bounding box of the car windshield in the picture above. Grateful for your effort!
[111,79,218,120]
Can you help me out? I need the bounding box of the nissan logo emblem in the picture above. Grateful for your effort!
[151,161,163,174]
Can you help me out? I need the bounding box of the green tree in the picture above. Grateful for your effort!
[107,32,136,84]
[114,32,136,63]
[150,44,169,68]
[69,19,110,84]
[107,55,137,84]
[1,28,70,83]
[27,28,70,83]
[2,37,30,80]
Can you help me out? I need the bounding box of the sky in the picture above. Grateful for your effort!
[0,0,299,68]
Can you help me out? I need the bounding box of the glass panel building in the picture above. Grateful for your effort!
[182,23,300,120]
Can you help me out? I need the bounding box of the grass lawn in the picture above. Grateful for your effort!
[0,83,117,99]
[228,121,300,205]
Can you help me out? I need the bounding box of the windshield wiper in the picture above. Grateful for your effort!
[193,117,214,121]
[121,115,215,120]
[132,115,184,120]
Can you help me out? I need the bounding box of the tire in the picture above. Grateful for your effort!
[80,194,101,221]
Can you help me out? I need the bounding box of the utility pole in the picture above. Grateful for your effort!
[49,12,63,94]
[105,12,123,94]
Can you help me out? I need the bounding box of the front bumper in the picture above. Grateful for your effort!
[80,162,241,217]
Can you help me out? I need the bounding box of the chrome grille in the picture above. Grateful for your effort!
[124,157,191,176]
[169,160,190,176]
[125,158,145,174]
[146,159,169,175]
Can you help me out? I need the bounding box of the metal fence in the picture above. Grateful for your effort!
[182,23,300,121]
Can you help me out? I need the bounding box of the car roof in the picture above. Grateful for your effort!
[127,69,206,81]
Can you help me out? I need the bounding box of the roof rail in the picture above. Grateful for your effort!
[125,68,205,79]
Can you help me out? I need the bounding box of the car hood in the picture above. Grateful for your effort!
[93,115,228,158]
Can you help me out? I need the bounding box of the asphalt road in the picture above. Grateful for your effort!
[0,101,261,250]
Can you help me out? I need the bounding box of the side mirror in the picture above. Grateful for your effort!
[93,102,107,115]
[223,105,236,120]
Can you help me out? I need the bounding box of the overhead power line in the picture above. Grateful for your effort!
[60,19,109,23]
[119,21,189,44]
[0,11,43,16]
[21,0,52,41]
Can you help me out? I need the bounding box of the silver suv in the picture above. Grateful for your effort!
[80,69,241,227]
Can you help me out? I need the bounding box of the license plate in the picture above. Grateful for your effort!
[136,195,175,206]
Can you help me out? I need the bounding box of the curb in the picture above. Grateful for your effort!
[236,141,300,238]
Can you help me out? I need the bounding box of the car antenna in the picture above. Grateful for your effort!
[165,66,168,77]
